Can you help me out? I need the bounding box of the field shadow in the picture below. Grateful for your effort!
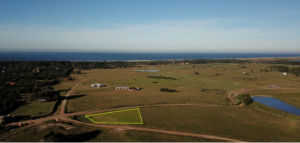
[66,94,86,100]
[0,101,26,115]
[51,130,102,142]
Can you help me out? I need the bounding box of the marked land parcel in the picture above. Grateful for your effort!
[86,108,143,124]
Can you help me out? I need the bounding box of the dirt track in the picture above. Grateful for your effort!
[1,78,247,142]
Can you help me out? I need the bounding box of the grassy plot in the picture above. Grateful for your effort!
[134,106,300,142]
[86,108,143,124]
[2,121,220,142]
[10,101,55,117]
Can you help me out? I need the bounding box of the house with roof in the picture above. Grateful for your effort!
[91,83,104,87]
[269,85,280,89]
[116,86,129,90]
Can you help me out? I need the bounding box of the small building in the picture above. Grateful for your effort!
[269,85,280,89]
[186,62,189,64]
[243,72,246,74]
[37,97,47,102]
[91,83,104,87]
[282,72,287,75]
[0,114,11,124]
[10,82,16,85]
[136,87,139,90]
[0,115,5,124]
[116,86,129,90]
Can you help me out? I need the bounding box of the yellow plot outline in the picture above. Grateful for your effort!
[85,108,143,124]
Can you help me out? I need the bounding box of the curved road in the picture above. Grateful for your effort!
[1,78,247,142]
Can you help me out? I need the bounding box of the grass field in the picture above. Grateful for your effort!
[5,63,300,142]
[2,121,220,142]
[133,105,300,142]
[10,101,55,117]
[86,108,143,124]
[67,63,300,112]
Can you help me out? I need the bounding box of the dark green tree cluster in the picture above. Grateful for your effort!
[146,75,176,80]
[237,94,253,105]
[291,67,300,77]
[29,91,60,102]
[269,66,290,72]
[159,88,179,92]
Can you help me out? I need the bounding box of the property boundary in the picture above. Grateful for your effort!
[85,108,143,124]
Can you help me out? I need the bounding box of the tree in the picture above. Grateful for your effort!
[237,94,253,105]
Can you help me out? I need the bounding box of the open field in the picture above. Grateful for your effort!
[133,105,300,142]
[10,101,55,117]
[67,63,300,112]
[3,62,300,142]
[86,108,143,124]
[1,121,220,142]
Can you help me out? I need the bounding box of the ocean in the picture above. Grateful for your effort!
[0,52,299,61]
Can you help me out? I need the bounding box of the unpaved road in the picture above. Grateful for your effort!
[60,77,92,114]
[1,78,247,142]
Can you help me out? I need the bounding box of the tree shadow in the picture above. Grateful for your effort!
[61,130,102,142]
[44,130,102,142]
[66,94,86,100]
[0,101,26,115]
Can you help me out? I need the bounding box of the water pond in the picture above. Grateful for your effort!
[252,97,300,116]
[132,70,160,72]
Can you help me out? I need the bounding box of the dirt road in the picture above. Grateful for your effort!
[60,78,92,114]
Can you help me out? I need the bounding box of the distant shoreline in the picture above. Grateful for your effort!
[0,52,299,61]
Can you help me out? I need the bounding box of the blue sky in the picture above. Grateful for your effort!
[0,0,300,53]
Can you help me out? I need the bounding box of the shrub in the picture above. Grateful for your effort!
[159,88,178,92]
[269,66,290,72]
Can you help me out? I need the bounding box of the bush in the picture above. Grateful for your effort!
[237,94,253,105]
[269,66,290,72]
[159,88,178,92]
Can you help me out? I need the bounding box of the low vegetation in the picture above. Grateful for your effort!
[237,94,253,105]
[159,88,179,92]
[146,75,176,80]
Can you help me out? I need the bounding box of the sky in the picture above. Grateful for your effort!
[0,0,300,53]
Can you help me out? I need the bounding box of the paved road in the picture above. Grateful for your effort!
[1,78,247,142]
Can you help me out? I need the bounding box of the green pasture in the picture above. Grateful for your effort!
[134,105,300,142]
[67,63,300,112]
[2,121,220,142]
[10,101,55,117]
[86,108,143,124]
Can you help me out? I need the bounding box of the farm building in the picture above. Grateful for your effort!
[282,72,287,75]
[0,115,5,124]
[37,97,47,102]
[91,83,104,87]
[269,85,280,89]
[0,114,11,124]
[10,82,16,85]
[116,86,129,90]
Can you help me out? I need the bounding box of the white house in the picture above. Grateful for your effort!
[282,72,287,75]
[91,83,104,87]
[116,86,129,90]
[243,72,246,74]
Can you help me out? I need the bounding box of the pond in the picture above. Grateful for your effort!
[252,97,300,116]
[132,70,160,72]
